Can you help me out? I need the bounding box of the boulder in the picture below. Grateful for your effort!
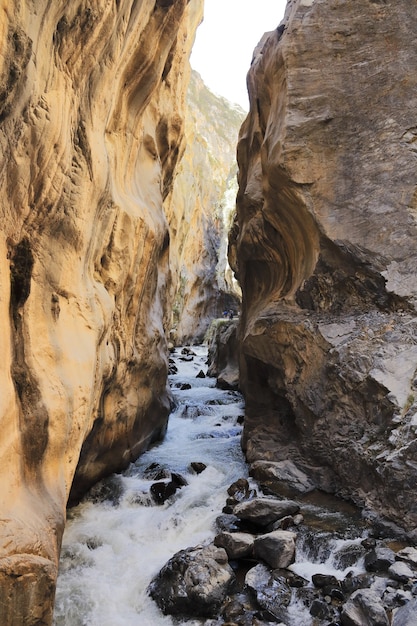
[365,547,396,573]
[245,563,292,623]
[234,497,300,527]
[392,599,417,626]
[250,460,316,496]
[253,530,296,569]
[341,589,389,626]
[148,544,235,618]
[214,532,254,559]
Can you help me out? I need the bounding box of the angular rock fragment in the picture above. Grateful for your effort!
[341,589,389,626]
[233,497,300,527]
[214,531,254,559]
[253,530,296,569]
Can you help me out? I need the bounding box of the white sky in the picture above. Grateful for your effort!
[190,0,287,110]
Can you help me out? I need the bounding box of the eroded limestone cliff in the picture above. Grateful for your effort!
[169,70,243,345]
[230,0,417,530]
[0,0,202,622]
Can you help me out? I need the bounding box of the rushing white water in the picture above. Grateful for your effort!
[54,344,370,626]
[53,346,247,626]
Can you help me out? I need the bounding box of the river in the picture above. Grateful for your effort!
[53,345,247,625]
[53,345,372,626]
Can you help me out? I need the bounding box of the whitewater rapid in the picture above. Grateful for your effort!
[53,346,247,626]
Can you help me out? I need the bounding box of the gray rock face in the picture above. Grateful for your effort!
[230,0,417,530]
[148,544,235,618]
[341,589,389,626]
[253,530,296,569]
[392,599,417,626]
[214,531,254,559]
[233,497,300,527]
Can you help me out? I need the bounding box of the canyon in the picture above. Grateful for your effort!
[1,0,417,623]
[230,0,417,533]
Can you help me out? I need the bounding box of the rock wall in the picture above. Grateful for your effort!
[230,0,417,530]
[169,71,243,345]
[0,0,202,623]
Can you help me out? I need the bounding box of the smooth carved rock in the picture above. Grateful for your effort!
[0,0,203,622]
[230,0,417,530]
[253,530,296,569]
[148,544,235,618]
[233,497,300,527]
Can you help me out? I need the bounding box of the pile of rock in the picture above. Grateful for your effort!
[148,473,417,625]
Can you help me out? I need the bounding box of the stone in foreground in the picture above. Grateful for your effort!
[148,544,234,618]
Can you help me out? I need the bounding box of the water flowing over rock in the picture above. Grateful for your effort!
[230,0,417,530]
[0,0,202,622]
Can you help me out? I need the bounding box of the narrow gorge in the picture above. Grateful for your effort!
[1,0,417,624]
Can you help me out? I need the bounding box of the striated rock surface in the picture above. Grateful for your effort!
[0,0,202,622]
[169,71,243,344]
[230,0,417,529]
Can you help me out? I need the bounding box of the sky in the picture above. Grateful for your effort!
[190,0,287,110]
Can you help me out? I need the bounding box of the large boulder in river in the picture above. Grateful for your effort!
[229,0,417,530]
[148,544,235,618]
[253,530,296,569]
[234,497,300,528]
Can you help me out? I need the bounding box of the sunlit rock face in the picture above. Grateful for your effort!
[169,71,244,345]
[231,0,417,530]
[0,0,202,622]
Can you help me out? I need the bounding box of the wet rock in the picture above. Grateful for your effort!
[253,530,296,569]
[85,475,124,506]
[143,462,170,480]
[179,355,193,362]
[340,589,389,626]
[215,514,241,533]
[341,572,374,596]
[150,472,187,504]
[179,382,192,390]
[196,369,206,378]
[310,598,333,620]
[214,532,254,559]
[245,563,292,623]
[234,497,300,528]
[189,461,207,474]
[391,599,417,625]
[312,573,339,589]
[365,546,396,572]
[181,347,196,356]
[148,544,234,618]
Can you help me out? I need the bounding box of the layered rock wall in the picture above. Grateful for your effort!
[231,0,417,530]
[0,0,202,622]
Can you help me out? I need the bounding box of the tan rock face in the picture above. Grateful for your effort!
[231,0,417,529]
[169,71,244,345]
[0,0,202,622]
